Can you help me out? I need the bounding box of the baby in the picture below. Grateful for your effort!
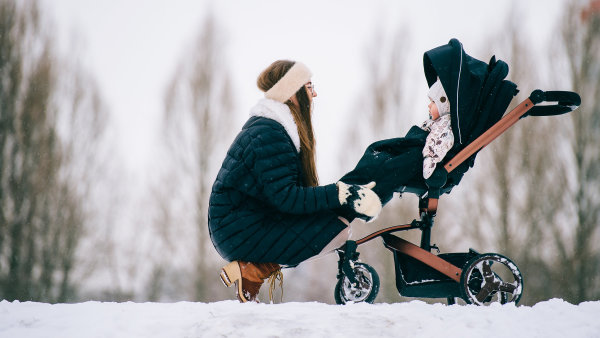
[420,77,454,179]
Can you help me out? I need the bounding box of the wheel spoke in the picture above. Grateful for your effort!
[475,282,494,303]
[481,261,495,282]
[498,282,517,293]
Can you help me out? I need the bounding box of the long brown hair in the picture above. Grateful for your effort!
[257,60,319,187]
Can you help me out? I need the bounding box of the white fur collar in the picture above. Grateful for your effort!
[250,98,301,152]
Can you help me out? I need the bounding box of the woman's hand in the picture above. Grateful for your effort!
[337,181,382,220]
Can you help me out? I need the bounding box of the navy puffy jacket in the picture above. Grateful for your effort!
[208,99,346,266]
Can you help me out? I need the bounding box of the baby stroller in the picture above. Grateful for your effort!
[333,39,581,305]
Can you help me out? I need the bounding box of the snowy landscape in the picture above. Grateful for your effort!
[1,298,599,338]
[1,2,599,338]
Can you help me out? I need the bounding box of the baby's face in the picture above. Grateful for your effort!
[428,100,440,120]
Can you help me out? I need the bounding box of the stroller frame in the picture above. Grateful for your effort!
[334,90,580,305]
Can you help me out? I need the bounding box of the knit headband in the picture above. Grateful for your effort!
[264,62,312,103]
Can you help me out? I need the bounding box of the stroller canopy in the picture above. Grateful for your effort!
[422,38,518,191]
[423,38,516,147]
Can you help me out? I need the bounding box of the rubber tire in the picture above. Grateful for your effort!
[460,253,523,305]
[334,262,380,304]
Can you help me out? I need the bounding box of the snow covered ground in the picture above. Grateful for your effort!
[1,298,599,338]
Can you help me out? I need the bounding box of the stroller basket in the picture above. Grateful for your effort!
[383,233,477,299]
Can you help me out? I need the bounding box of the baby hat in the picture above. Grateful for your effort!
[428,77,450,116]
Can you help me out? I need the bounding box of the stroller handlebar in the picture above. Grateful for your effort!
[444,89,580,174]
[527,90,581,116]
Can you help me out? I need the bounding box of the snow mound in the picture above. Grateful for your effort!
[1,299,599,338]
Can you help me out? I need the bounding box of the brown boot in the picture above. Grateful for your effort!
[220,261,281,303]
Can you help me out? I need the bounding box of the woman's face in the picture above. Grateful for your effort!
[305,81,317,99]
[290,81,316,108]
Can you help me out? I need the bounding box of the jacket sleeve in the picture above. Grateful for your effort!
[245,123,341,215]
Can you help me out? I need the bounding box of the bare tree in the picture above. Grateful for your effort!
[327,23,423,303]
[452,1,600,304]
[454,6,543,250]
[450,5,571,305]
[548,0,600,303]
[338,24,415,166]
[148,12,234,301]
[0,0,108,302]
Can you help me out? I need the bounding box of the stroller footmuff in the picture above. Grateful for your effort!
[333,39,580,305]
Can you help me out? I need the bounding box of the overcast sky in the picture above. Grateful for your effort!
[39,0,564,183]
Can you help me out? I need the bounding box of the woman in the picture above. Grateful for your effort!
[208,60,382,302]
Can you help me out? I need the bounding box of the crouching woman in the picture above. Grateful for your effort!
[208,60,381,302]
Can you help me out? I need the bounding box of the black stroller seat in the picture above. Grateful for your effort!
[401,39,518,199]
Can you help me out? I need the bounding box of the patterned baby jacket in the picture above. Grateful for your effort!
[420,114,454,179]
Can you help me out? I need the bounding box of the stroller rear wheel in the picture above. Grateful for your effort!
[334,262,380,304]
[460,253,523,305]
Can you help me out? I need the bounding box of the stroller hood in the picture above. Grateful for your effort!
[423,39,489,145]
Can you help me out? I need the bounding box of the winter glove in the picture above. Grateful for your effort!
[337,181,382,221]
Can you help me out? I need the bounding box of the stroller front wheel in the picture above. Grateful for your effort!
[334,262,380,304]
